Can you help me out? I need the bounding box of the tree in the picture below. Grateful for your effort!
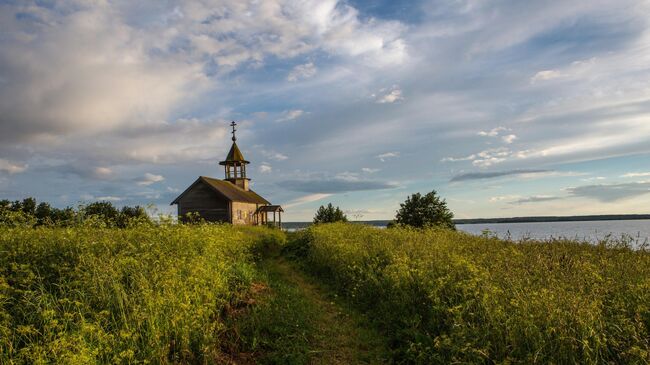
[395,190,455,229]
[117,205,150,227]
[84,201,119,225]
[313,203,348,224]
[21,198,37,216]
[35,202,53,225]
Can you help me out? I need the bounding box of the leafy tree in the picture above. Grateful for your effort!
[35,202,53,225]
[84,201,119,225]
[52,207,76,226]
[313,203,348,224]
[117,205,150,227]
[395,190,455,229]
[21,198,37,216]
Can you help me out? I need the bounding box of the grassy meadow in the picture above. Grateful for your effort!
[0,223,284,364]
[2,221,649,364]
[286,223,650,364]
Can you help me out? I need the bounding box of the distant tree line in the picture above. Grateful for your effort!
[0,198,150,228]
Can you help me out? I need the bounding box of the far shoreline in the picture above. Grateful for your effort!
[283,214,650,229]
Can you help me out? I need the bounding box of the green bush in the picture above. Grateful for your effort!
[294,223,650,364]
[0,224,284,363]
[313,203,348,224]
[395,190,455,229]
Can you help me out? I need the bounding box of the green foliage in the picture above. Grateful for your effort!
[0,224,285,363]
[291,223,650,364]
[83,201,120,222]
[395,190,455,229]
[313,203,348,224]
[0,198,152,228]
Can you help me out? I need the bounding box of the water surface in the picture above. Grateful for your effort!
[457,219,650,247]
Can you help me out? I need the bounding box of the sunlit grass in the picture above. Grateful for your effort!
[0,223,284,363]
[290,223,650,364]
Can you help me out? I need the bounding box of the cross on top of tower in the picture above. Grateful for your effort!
[230,121,237,141]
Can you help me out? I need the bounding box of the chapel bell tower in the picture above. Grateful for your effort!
[219,121,250,191]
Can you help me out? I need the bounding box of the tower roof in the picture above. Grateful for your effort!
[219,142,249,165]
[219,121,249,165]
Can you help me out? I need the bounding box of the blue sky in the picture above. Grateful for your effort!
[1,0,650,221]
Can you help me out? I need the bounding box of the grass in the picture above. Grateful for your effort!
[287,223,650,364]
[3,222,649,364]
[0,223,284,364]
[228,243,389,364]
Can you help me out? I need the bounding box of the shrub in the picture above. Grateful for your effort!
[313,203,348,224]
[395,190,455,229]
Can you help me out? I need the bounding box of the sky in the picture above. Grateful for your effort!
[1,0,650,221]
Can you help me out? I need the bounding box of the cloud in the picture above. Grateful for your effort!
[531,70,564,83]
[451,169,550,182]
[95,196,123,202]
[489,195,521,203]
[0,0,406,167]
[375,86,403,104]
[262,150,289,161]
[259,163,272,173]
[621,172,650,178]
[281,178,397,193]
[277,109,306,122]
[283,193,332,209]
[566,182,650,202]
[501,134,517,144]
[93,167,114,180]
[0,159,27,174]
[136,173,165,186]
[478,127,509,137]
[287,62,317,82]
[377,152,399,162]
[511,195,562,204]
[361,167,380,173]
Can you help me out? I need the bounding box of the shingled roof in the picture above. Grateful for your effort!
[219,142,249,165]
[170,176,270,205]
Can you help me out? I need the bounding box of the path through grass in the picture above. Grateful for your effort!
[229,251,389,364]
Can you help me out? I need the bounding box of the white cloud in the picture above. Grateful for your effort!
[375,86,403,104]
[489,195,521,203]
[136,173,165,186]
[478,127,509,137]
[283,193,332,209]
[531,70,563,83]
[377,152,399,162]
[501,134,517,144]
[621,172,650,178]
[582,176,606,182]
[0,159,27,174]
[0,0,406,169]
[287,62,317,82]
[95,196,123,202]
[259,163,272,173]
[277,109,306,122]
[362,167,380,173]
[93,167,114,180]
[262,150,289,161]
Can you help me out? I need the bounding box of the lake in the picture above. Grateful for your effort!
[284,219,650,248]
[457,219,650,247]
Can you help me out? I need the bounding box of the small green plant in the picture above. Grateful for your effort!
[313,203,348,224]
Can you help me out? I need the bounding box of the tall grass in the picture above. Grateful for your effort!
[0,223,284,364]
[290,223,650,364]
